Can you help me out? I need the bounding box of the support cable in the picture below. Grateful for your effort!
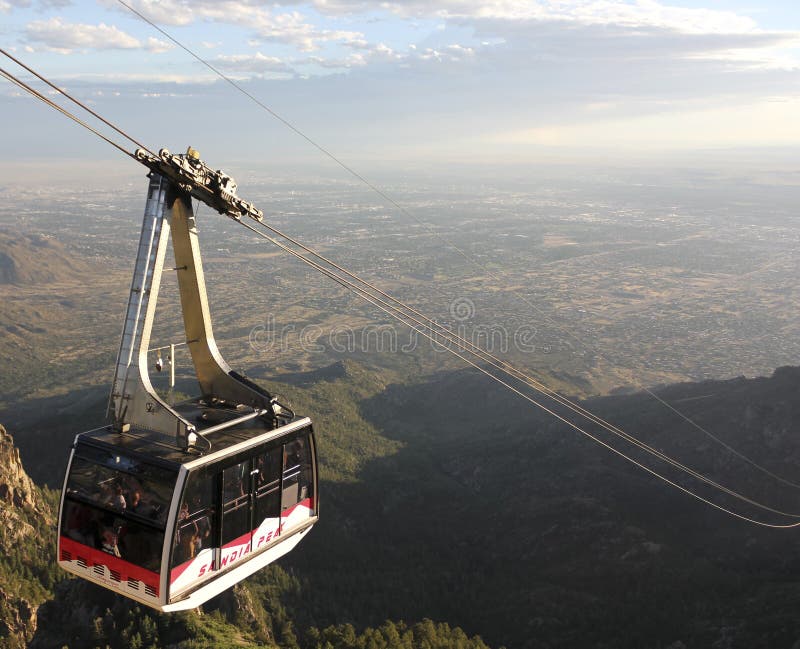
[248,218,800,519]
[115,0,800,491]
[238,215,800,529]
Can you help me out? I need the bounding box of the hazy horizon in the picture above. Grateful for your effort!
[1,0,799,173]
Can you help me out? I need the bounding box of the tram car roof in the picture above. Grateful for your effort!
[74,401,311,468]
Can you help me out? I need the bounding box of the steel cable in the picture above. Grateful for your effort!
[245,219,800,519]
[113,0,800,491]
[239,221,800,518]
[235,217,800,528]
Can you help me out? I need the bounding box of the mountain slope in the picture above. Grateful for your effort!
[0,232,122,404]
[0,232,89,287]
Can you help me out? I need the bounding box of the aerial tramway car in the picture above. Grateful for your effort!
[57,148,318,611]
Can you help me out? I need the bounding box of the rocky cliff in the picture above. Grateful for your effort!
[0,426,38,512]
[0,424,54,649]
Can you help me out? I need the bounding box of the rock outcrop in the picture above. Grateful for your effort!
[0,425,38,511]
[0,424,52,648]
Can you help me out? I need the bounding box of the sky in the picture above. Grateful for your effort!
[1,0,799,172]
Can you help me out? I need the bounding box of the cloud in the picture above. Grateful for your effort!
[99,0,194,26]
[55,71,218,84]
[213,51,293,75]
[114,0,367,51]
[1,0,69,12]
[271,0,761,35]
[416,43,475,62]
[370,2,794,73]
[1,0,69,11]
[288,39,473,71]
[25,17,139,51]
[213,41,409,74]
[0,0,26,10]
[249,10,363,52]
[145,36,174,53]
[24,17,173,53]
[106,0,800,73]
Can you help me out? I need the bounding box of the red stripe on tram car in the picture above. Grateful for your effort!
[60,536,160,595]
[281,497,313,518]
[222,530,253,550]
[169,556,194,584]
[170,530,253,586]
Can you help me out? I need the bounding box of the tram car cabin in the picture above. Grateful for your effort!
[57,152,319,611]
[58,414,317,612]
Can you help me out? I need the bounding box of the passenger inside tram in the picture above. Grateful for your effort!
[174,519,199,564]
[128,490,142,513]
[109,485,126,511]
[62,498,164,571]
[101,525,121,557]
